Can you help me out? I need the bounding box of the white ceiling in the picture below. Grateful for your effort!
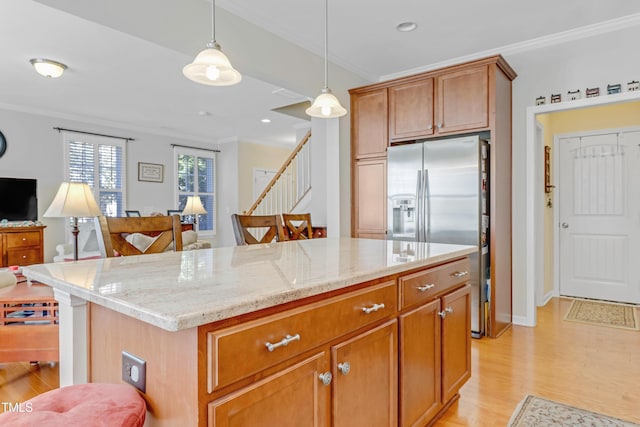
[3,0,640,146]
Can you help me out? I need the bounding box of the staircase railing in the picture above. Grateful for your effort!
[245,130,312,216]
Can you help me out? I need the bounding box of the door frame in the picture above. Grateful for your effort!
[523,90,640,327]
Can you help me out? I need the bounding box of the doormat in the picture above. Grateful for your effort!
[564,298,639,330]
[508,395,640,426]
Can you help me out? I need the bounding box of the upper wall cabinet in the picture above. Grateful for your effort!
[388,65,489,143]
[351,88,388,159]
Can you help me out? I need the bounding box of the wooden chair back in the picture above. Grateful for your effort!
[282,213,313,240]
[95,215,183,257]
[231,214,286,245]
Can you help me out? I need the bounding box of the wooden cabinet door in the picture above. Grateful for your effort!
[436,66,488,134]
[352,89,388,159]
[399,299,442,427]
[353,158,387,238]
[208,352,330,427]
[441,284,471,403]
[331,320,397,427]
[389,79,434,142]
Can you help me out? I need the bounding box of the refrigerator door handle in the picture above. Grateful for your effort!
[415,170,422,241]
[422,169,430,242]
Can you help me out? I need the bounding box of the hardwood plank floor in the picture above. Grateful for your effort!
[1,297,638,425]
[436,297,640,426]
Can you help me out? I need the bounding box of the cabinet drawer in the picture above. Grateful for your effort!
[207,281,397,392]
[7,248,41,266]
[399,258,470,309]
[6,232,41,248]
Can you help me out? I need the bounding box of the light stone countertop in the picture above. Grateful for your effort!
[22,237,476,332]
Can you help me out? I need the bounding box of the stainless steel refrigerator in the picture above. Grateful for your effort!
[387,135,490,337]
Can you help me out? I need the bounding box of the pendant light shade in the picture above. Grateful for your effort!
[306,0,346,118]
[183,0,241,86]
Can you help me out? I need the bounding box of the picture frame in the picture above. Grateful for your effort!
[125,210,141,217]
[138,162,164,183]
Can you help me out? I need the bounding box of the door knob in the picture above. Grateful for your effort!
[561,222,569,229]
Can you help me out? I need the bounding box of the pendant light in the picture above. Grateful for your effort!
[183,0,241,86]
[306,0,347,118]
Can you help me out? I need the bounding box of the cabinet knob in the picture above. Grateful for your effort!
[337,362,351,376]
[438,307,454,318]
[318,372,333,386]
[265,333,300,352]
[22,255,27,259]
[362,303,385,314]
[427,124,433,130]
[437,122,442,129]
[22,237,27,241]
[417,283,435,292]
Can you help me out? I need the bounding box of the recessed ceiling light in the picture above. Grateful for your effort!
[29,58,67,78]
[261,118,271,123]
[396,22,418,32]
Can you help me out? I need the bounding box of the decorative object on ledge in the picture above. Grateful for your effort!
[628,80,639,91]
[586,87,600,98]
[544,146,554,194]
[607,83,622,94]
[535,96,546,105]
[567,89,581,100]
[138,162,163,183]
[125,210,141,217]
[44,182,101,261]
[550,93,561,103]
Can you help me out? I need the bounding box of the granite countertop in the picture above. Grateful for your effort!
[22,237,476,332]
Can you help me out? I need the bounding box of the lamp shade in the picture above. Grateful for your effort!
[44,182,101,218]
[181,196,208,216]
[182,43,241,86]
[306,88,347,118]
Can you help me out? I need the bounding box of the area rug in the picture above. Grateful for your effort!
[563,299,639,330]
[508,395,640,426]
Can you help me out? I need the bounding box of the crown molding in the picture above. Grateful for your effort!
[380,13,640,82]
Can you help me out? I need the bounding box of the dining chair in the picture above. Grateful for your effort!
[95,214,183,257]
[231,214,287,245]
[282,213,313,240]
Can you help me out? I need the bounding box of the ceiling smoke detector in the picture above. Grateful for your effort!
[396,22,418,32]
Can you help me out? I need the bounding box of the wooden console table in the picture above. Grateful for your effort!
[0,280,59,363]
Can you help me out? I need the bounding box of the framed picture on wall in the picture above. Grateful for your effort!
[138,162,164,183]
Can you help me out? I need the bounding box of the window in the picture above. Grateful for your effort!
[174,147,215,234]
[64,132,126,218]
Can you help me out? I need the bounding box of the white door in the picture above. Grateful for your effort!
[558,130,640,303]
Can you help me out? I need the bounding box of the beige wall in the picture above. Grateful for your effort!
[237,142,291,213]
[537,101,640,298]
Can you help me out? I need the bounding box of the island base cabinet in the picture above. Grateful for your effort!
[441,284,472,403]
[332,320,398,427]
[208,352,331,427]
[399,300,442,427]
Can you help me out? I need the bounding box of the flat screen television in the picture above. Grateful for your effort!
[0,177,38,221]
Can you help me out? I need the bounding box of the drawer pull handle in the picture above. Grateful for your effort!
[362,303,385,314]
[318,372,333,386]
[338,362,351,376]
[265,334,300,352]
[438,306,455,318]
[417,284,435,292]
[451,271,469,278]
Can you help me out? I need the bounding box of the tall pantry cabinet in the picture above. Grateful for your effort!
[349,55,516,338]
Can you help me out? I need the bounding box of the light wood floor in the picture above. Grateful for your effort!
[1,297,639,425]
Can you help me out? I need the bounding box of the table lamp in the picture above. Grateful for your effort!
[181,195,207,225]
[44,182,102,261]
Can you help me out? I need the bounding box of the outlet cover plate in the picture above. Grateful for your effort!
[122,351,146,393]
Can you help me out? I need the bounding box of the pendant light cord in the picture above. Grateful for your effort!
[324,0,329,89]
[211,0,216,44]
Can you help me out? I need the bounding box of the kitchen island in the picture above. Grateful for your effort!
[23,237,475,426]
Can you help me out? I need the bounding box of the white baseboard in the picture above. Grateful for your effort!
[512,315,535,327]
[542,291,554,306]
